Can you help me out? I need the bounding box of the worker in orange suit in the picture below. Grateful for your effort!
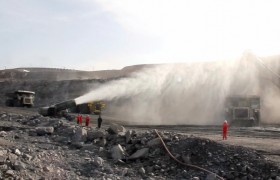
[222,120,229,140]
[85,115,90,127]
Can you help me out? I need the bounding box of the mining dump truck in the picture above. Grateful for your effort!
[225,96,260,126]
[5,90,35,108]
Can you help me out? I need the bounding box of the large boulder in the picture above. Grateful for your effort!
[8,153,18,164]
[36,127,54,136]
[111,144,126,160]
[0,156,7,165]
[128,148,149,160]
[125,130,132,143]
[71,142,84,149]
[13,149,21,156]
[107,123,126,135]
[58,125,76,137]
[22,153,32,161]
[87,130,105,141]
[5,170,15,177]
[13,161,26,171]
[0,150,7,156]
[205,174,217,180]
[94,138,107,147]
[93,156,104,167]
[72,127,87,143]
[147,138,161,147]
[0,131,8,137]
[0,113,7,118]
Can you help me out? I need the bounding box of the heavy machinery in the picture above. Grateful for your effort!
[5,90,35,108]
[73,101,106,115]
[38,100,106,119]
[225,95,260,126]
[38,100,77,117]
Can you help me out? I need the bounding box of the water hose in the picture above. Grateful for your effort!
[154,129,224,180]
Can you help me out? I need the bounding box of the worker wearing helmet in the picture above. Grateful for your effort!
[222,120,229,140]
[97,114,103,129]
[85,115,90,127]
[79,114,83,125]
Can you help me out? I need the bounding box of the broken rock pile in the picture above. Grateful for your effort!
[0,112,279,180]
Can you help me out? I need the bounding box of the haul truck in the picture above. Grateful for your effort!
[225,96,260,126]
[5,90,35,108]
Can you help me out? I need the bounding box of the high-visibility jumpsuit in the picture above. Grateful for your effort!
[76,115,80,124]
[79,115,83,125]
[223,121,228,140]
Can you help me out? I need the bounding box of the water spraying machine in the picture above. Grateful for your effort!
[38,99,77,117]
[38,99,106,118]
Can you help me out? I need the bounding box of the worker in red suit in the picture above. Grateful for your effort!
[76,114,80,124]
[222,120,229,140]
[85,115,90,127]
[79,114,83,125]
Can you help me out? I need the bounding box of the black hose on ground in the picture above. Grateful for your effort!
[154,129,224,180]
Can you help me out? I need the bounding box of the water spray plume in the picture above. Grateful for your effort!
[75,53,280,125]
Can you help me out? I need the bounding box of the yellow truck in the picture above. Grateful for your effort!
[75,101,106,115]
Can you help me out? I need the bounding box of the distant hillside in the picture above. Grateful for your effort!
[0,65,153,82]
[1,55,280,82]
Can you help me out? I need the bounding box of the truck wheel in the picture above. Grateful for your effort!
[5,99,14,107]
[13,100,21,107]
[26,104,33,108]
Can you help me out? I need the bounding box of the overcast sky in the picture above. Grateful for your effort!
[0,0,279,70]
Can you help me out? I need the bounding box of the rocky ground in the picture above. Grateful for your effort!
[0,110,279,180]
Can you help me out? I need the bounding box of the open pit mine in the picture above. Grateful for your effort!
[0,57,280,179]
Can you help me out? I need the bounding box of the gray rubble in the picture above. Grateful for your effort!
[111,144,126,160]
[0,111,279,180]
[128,148,149,159]
[35,127,54,136]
